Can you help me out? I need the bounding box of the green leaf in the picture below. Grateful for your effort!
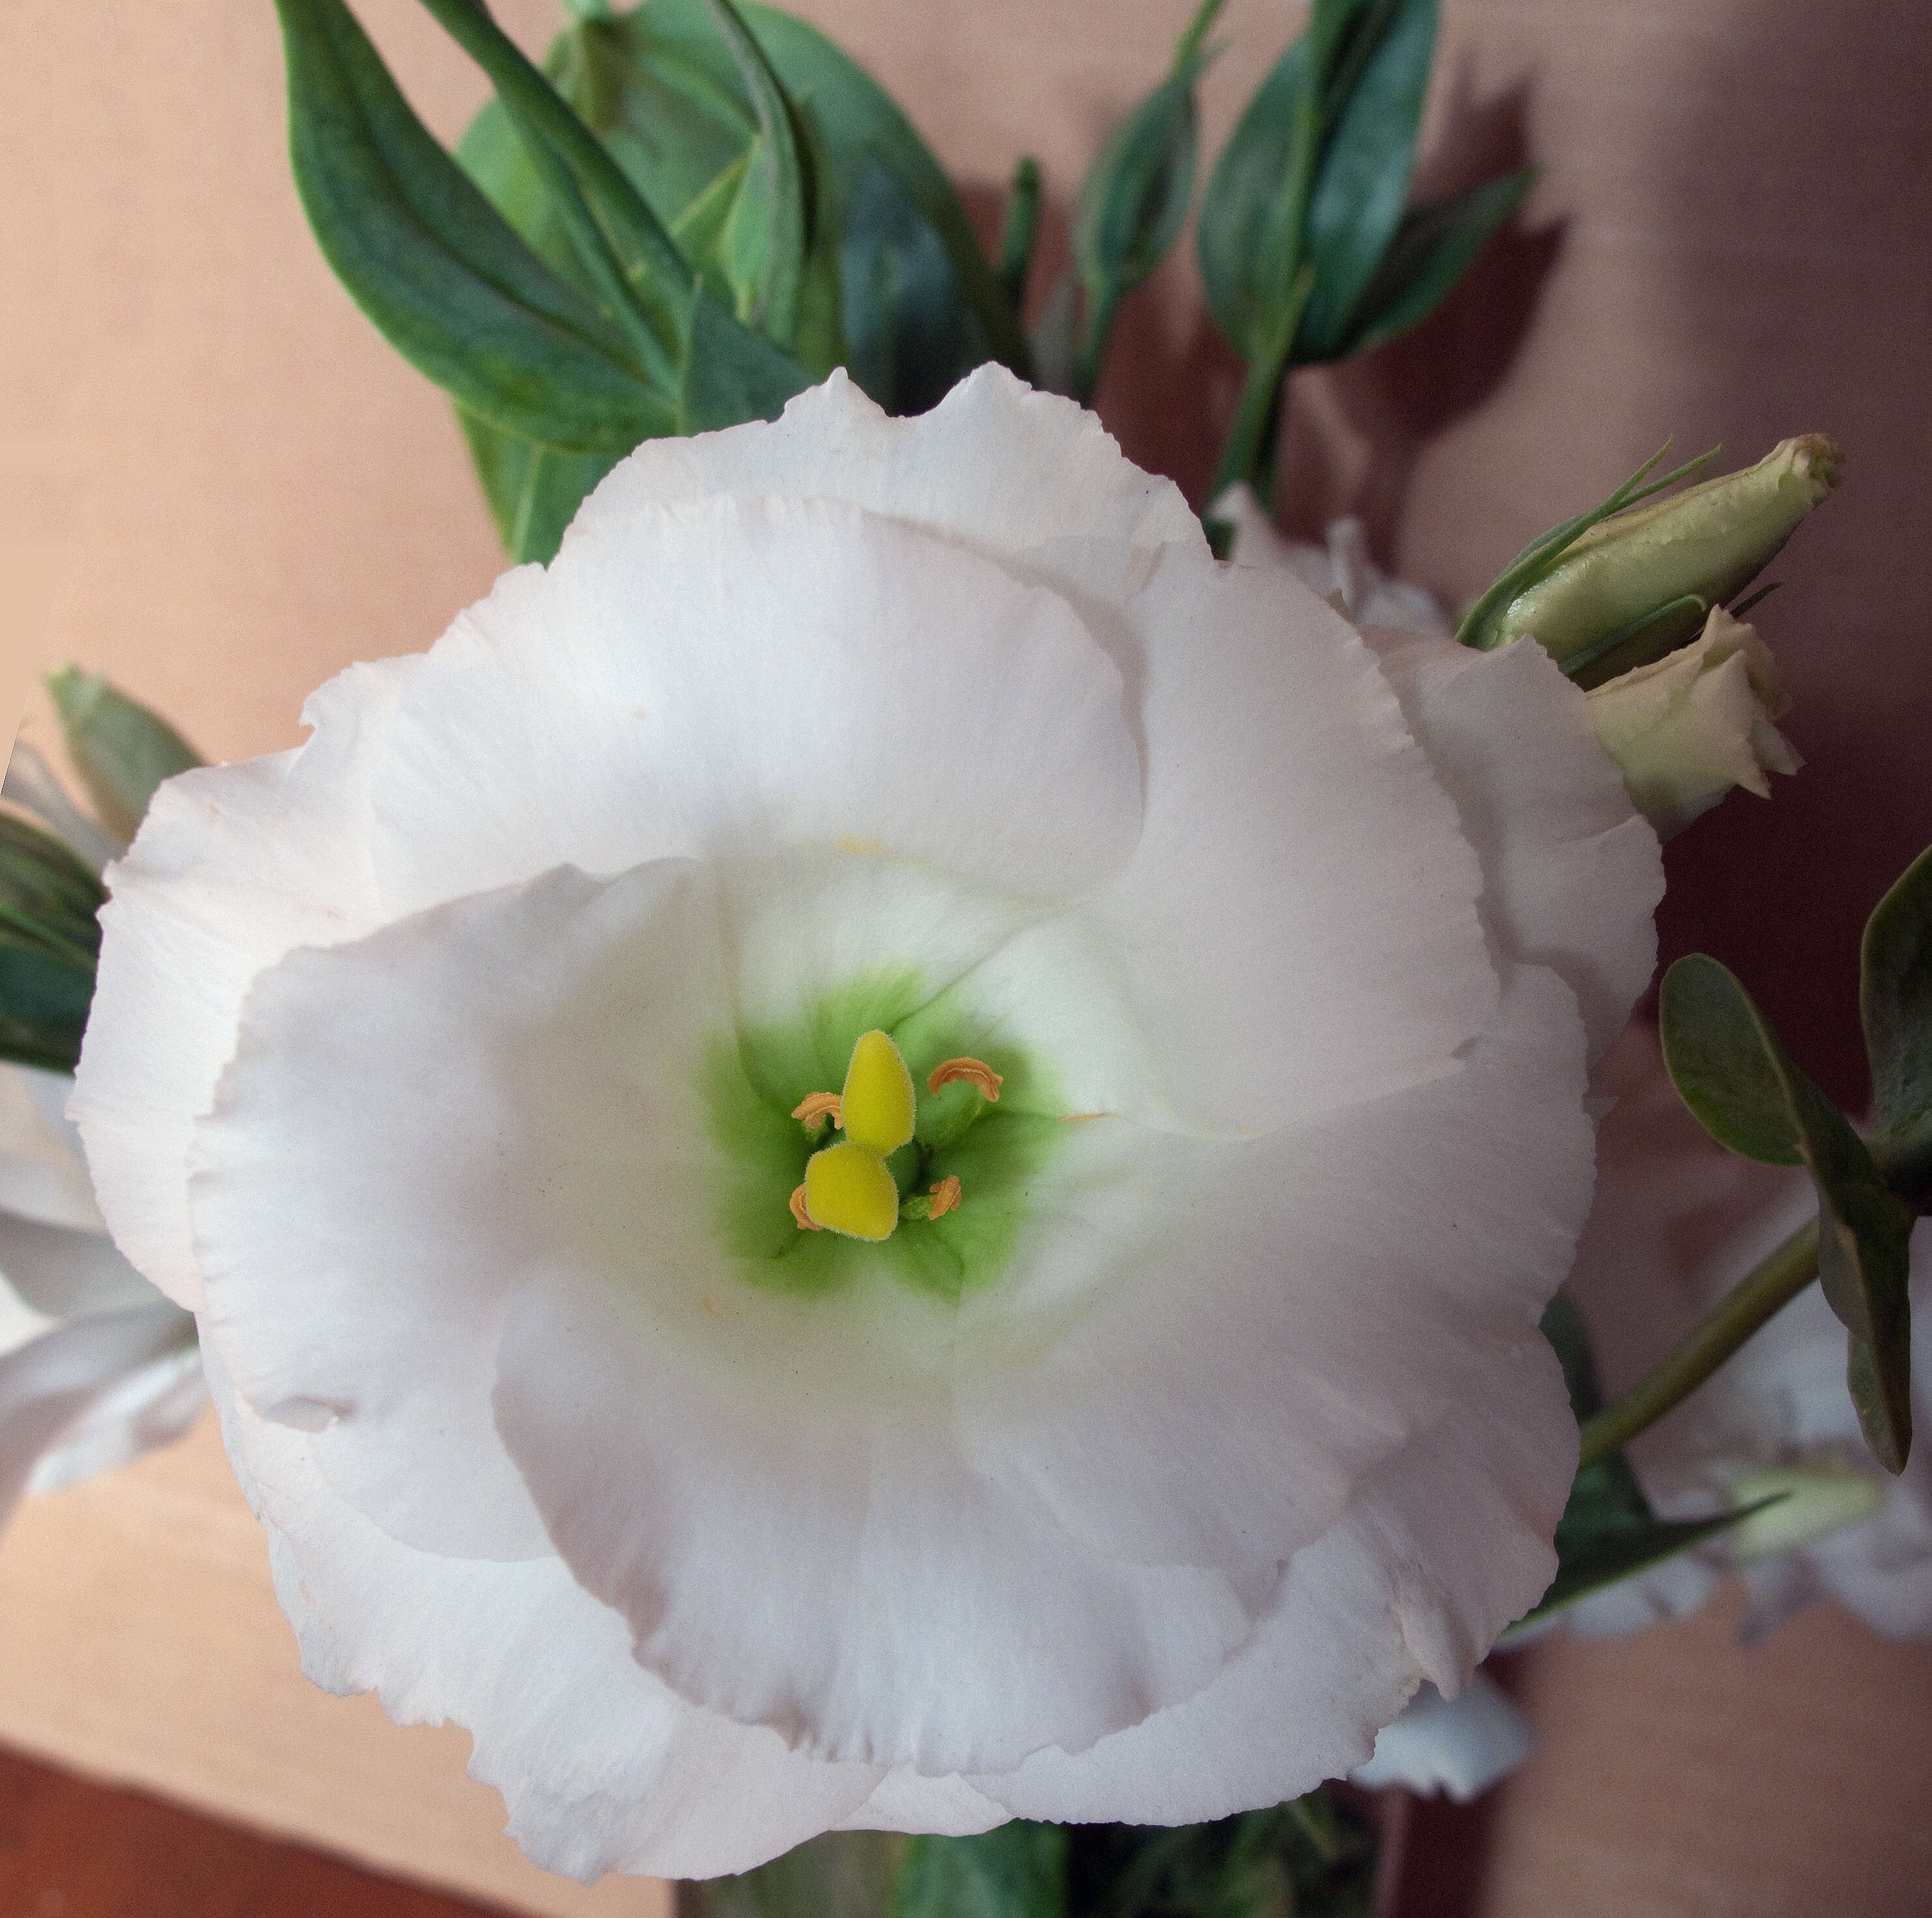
[1659,953,1805,1165]
[1293,0,1437,361]
[998,156,1042,314]
[1661,953,1916,1471]
[1540,1290,1603,1419]
[454,409,619,564]
[1332,166,1533,358]
[839,159,989,417]
[1862,841,1932,1210]
[1069,1,1223,400]
[890,1824,1067,1918]
[276,0,671,452]
[44,667,203,845]
[678,285,812,432]
[1067,1794,1377,1918]
[701,0,809,340]
[0,942,94,1075]
[697,1832,901,1918]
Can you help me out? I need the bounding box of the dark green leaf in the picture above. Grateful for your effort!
[697,1831,901,1918]
[701,0,809,339]
[1332,166,1533,358]
[277,0,671,451]
[998,156,1042,313]
[1540,1291,1602,1420]
[1660,953,1805,1165]
[1066,1792,1377,1918]
[43,668,203,847]
[890,1824,1066,1918]
[678,286,812,432]
[1862,841,1932,1210]
[1293,0,1437,360]
[0,943,93,1075]
[839,159,989,417]
[1661,952,1915,1470]
[0,812,108,948]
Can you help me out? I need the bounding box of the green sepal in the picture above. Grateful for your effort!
[1332,166,1534,358]
[1508,1295,1784,1632]
[1068,0,1225,401]
[1291,0,1438,361]
[889,1825,1066,1918]
[1452,441,1716,653]
[1862,841,1932,1211]
[276,0,672,452]
[1661,954,1915,1472]
[44,667,203,845]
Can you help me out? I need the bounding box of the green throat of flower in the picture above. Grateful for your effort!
[701,972,1068,1305]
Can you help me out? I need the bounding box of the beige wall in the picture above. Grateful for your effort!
[2,1,1929,1911]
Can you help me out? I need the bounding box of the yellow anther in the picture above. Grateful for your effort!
[802,1139,900,1242]
[842,1030,916,1156]
[927,1175,962,1220]
[791,1090,843,1133]
[927,1056,1003,1101]
[789,1184,822,1232]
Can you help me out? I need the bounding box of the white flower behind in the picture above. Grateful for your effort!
[75,370,1662,1879]
[0,1060,202,1521]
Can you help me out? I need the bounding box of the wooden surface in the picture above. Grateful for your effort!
[1,0,1929,1911]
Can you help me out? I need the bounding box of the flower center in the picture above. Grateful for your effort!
[789,1029,1001,1240]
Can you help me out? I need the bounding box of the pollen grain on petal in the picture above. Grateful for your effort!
[927,1056,1003,1101]
[791,1090,843,1133]
[789,1184,822,1231]
[928,1175,962,1219]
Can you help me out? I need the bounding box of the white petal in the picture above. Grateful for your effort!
[969,1334,1575,1824]
[572,365,1205,577]
[941,545,1499,1135]
[0,1301,199,1520]
[367,497,1141,920]
[957,964,1594,1581]
[1358,633,1663,1064]
[206,1347,888,1882]
[189,857,727,1563]
[493,1264,1257,1775]
[74,658,418,1309]
[0,1210,161,1318]
[1348,1672,1531,1800]
[25,1338,205,1496]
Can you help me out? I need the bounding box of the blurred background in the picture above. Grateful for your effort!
[1,1,1929,1911]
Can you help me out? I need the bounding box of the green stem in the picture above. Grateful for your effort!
[1206,259,1314,503]
[1577,1216,1821,1468]
[1170,0,1227,76]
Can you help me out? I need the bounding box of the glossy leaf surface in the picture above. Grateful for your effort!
[1862,841,1932,1210]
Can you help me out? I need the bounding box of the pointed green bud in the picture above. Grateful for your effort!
[1725,1458,1885,1565]
[1475,435,1842,688]
[46,666,203,845]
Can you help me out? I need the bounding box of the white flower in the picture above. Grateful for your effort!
[1560,1022,1932,1641]
[73,370,1661,1880]
[0,1060,202,1520]
[1583,605,1802,841]
[1348,1672,1531,1801]
[1214,484,1450,637]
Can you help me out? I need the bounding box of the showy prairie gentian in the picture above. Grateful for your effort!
[72,370,1662,1878]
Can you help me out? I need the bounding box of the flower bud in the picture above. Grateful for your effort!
[1485,435,1841,687]
[1586,606,1801,840]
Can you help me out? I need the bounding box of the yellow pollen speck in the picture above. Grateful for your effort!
[789,1184,821,1231]
[791,1090,843,1133]
[928,1056,1003,1101]
[842,1030,916,1155]
[836,835,888,856]
[927,1175,962,1219]
[1061,1112,1109,1123]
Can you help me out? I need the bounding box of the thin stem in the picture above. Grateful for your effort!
[1577,1216,1821,1468]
